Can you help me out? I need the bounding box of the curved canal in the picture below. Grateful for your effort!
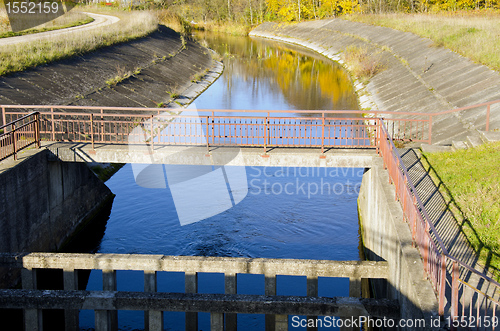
[77,33,363,331]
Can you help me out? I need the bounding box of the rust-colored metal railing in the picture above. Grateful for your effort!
[0,112,40,161]
[1,109,384,152]
[378,119,500,329]
[1,100,499,328]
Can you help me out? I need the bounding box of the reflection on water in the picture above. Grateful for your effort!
[193,32,358,111]
[78,33,362,331]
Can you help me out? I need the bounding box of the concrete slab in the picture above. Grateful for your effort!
[466,135,483,148]
[420,144,451,153]
[42,142,377,168]
[452,140,468,150]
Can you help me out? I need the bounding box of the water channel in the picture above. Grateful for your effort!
[77,33,363,330]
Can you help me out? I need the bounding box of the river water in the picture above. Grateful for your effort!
[78,33,363,331]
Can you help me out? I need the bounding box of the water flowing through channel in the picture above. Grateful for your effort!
[77,33,364,331]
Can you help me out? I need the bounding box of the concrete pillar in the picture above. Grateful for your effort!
[307,275,318,331]
[211,312,224,331]
[22,268,42,331]
[185,271,198,331]
[349,277,361,297]
[95,310,109,331]
[225,272,237,331]
[144,270,163,331]
[265,274,276,331]
[265,274,287,331]
[102,269,118,331]
[63,268,79,331]
[340,277,362,331]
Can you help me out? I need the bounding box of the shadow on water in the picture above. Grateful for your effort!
[0,198,114,331]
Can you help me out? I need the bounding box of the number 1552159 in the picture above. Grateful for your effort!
[5,2,59,14]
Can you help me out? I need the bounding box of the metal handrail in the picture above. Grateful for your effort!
[0,112,40,160]
[379,119,500,322]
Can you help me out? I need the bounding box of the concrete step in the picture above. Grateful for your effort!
[479,130,500,143]
[420,143,452,153]
[452,140,468,150]
[466,136,483,148]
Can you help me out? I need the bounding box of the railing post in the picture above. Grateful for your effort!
[144,271,163,331]
[321,114,325,154]
[150,115,154,149]
[439,255,446,316]
[206,116,210,154]
[423,222,430,273]
[267,112,270,146]
[51,107,55,141]
[63,268,79,331]
[264,116,268,154]
[1,106,5,127]
[225,273,237,331]
[451,261,459,324]
[185,271,198,331]
[35,113,40,148]
[90,114,94,150]
[428,115,433,145]
[100,109,104,143]
[211,111,215,146]
[11,123,16,160]
[22,267,42,331]
[486,104,490,132]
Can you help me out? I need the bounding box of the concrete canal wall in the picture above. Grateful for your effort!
[250,20,500,145]
[0,25,221,119]
[0,150,112,287]
[358,159,440,329]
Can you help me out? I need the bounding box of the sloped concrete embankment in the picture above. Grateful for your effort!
[0,25,221,113]
[250,20,500,145]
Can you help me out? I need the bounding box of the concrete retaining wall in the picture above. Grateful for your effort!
[250,20,500,145]
[0,149,112,287]
[358,159,440,329]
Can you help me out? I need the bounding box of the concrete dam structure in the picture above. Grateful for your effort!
[1,17,500,331]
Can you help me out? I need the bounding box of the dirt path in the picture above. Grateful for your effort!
[0,12,119,47]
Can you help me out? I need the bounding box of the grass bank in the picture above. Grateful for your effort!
[0,10,94,38]
[0,7,158,76]
[344,11,500,71]
[421,142,500,275]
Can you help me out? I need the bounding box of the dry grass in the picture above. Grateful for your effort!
[0,8,158,76]
[341,45,386,83]
[157,9,250,36]
[344,11,500,71]
[157,9,193,34]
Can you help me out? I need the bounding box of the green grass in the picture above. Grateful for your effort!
[344,11,500,71]
[422,141,500,276]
